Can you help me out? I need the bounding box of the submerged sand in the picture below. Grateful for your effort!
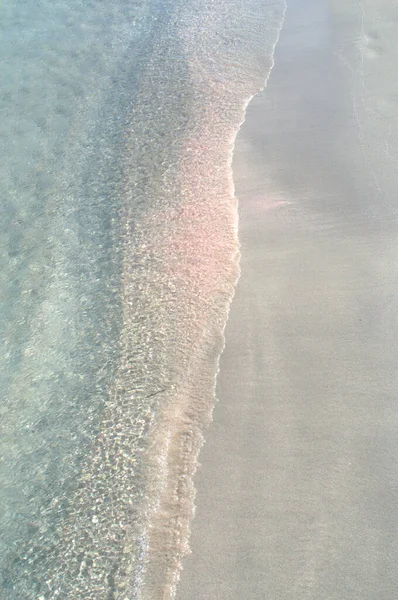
[177,0,398,598]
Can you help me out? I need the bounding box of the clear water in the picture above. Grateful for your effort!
[0,0,285,597]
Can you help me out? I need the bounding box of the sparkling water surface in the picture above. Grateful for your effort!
[1,0,160,593]
[0,0,285,597]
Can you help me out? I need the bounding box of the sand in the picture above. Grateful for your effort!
[176,0,398,598]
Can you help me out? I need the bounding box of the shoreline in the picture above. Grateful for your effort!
[177,0,398,598]
[130,4,287,596]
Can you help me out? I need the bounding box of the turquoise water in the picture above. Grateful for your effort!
[0,0,285,597]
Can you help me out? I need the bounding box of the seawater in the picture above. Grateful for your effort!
[0,0,285,597]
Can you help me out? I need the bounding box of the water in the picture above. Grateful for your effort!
[0,0,285,597]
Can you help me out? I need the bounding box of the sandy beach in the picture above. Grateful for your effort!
[177,1,398,598]
[3,0,398,596]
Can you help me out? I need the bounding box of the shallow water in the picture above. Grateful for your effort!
[0,0,285,597]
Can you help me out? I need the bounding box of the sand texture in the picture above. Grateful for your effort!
[177,0,398,598]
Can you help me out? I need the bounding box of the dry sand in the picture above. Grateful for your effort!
[177,0,398,598]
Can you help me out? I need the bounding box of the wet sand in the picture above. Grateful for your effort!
[177,0,398,598]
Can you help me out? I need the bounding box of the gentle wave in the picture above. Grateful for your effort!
[124,1,288,597]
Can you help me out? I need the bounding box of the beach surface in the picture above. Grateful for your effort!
[177,0,398,598]
[2,0,398,596]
